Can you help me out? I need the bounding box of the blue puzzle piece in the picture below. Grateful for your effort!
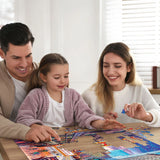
[121,109,126,114]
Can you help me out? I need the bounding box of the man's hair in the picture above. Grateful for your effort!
[0,22,34,54]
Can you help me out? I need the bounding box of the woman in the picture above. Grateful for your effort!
[82,42,160,127]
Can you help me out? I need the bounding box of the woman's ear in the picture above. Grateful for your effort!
[39,73,47,83]
[127,63,132,72]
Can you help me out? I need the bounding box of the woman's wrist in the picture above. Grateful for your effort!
[144,112,153,122]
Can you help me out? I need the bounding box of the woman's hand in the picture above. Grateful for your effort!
[124,103,153,122]
[104,112,118,120]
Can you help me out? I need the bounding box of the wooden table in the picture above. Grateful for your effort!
[0,123,160,160]
[0,138,28,160]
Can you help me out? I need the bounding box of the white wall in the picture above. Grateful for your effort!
[15,0,52,61]
[14,0,100,93]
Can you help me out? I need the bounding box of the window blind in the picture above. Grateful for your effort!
[101,0,160,88]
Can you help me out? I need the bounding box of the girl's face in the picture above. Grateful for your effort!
[103,52,131,91]
[41,64,69,93]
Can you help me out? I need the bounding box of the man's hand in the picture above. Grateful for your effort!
[25,124,61,143]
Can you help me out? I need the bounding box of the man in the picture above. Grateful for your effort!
[0,22,60,142]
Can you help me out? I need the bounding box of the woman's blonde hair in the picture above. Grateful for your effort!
[94,42,141,113]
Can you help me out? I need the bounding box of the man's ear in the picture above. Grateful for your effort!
[0,48,5,59]
[39,73,47,83]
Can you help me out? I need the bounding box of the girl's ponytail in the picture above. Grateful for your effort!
[27,68,43,93]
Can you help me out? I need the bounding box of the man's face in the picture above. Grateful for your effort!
[0,42,33,82]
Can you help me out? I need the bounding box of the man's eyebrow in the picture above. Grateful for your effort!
[11,53,32,58]
[11,55,20,58]
[26,53,32,57]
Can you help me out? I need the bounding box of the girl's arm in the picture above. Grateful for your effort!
[71,89,125,129]
[16,89,61,142]
[16,90,43,126]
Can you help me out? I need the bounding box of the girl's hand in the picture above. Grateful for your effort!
[104,112,118,120]
[124,103,153,122]
[91,119,125,130]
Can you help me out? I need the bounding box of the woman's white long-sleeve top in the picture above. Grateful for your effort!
[82,84,160,127]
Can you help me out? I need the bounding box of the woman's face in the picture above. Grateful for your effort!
[103,52,131,91]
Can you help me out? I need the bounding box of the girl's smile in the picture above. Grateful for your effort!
[40,63,69,95]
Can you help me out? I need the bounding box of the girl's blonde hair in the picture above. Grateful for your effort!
[94,42,141,113]
[27,53,68,93]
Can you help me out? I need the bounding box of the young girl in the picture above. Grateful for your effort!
[16,53,125,142]
[82,42,160,127]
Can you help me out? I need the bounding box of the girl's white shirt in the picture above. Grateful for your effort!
[43,90,65,127]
